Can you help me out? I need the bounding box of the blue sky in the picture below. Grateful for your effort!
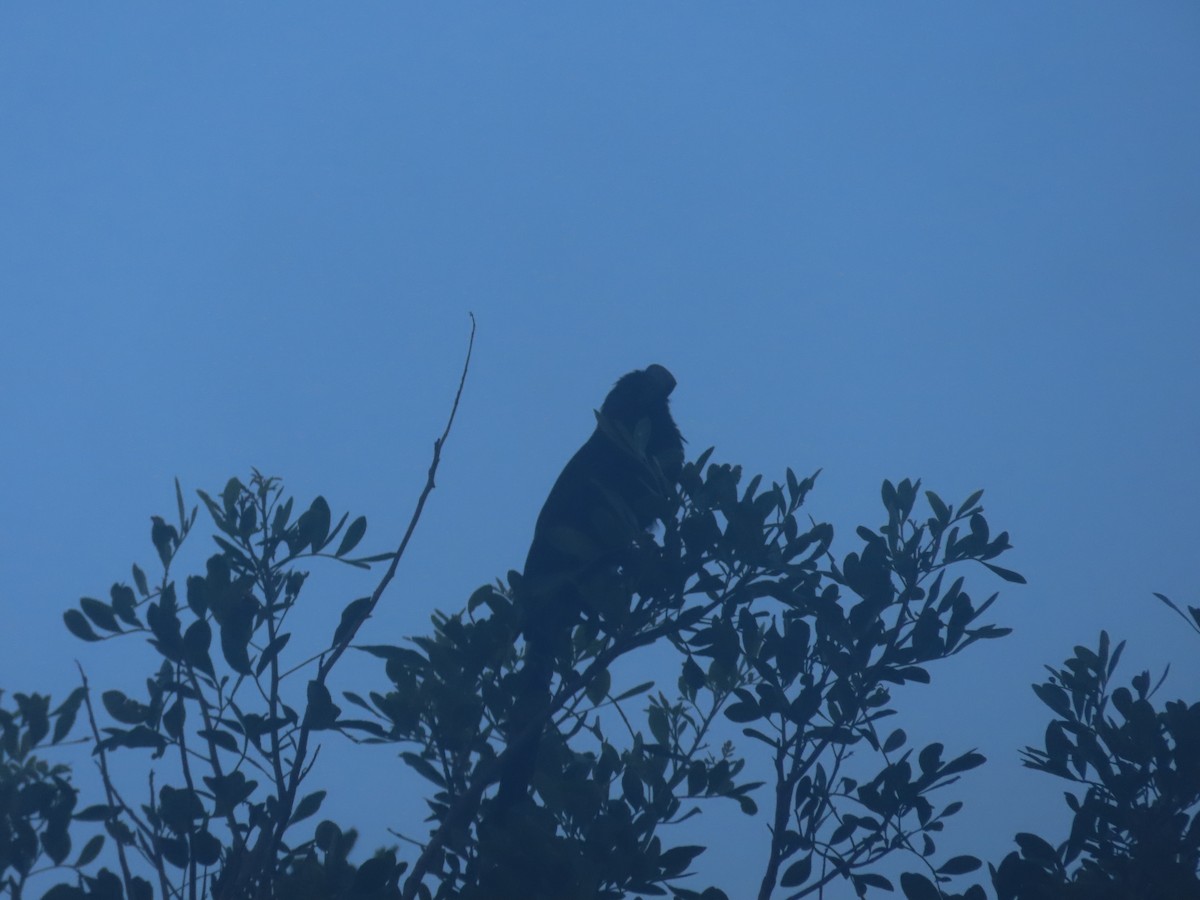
[2,4,1198,896]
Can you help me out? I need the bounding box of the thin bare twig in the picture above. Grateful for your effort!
[221,314,476,899]
[75,663,144,896]
[319,312,476,678]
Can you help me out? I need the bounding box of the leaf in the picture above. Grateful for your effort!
[296,496,332,553]
[147,598,184,662]
[940,750,985,778]
[658,844,704,878]
[174,478,187,531]
[883,728,907,753]
[925,490,950,523]
[198,728,239,754]
[622,766,644,808]
[354,854,397,891]
[110,584,139,625]
[204,771,257,817]
[724,701,760,723]
[899,872,940,900]
[680,656,706,697]
[648,705,669,744]
[780,854,812,888]
[75,805,117,822]
[75,834,104,868]
[315,820,342,851]
[918,743,944,777]
[183,620,215,676]
[255,632,291,677]
[163,699,185,739]
[150,516,178,566]
[881,479,898,516]
[191,829,222,866]
[959,489,984,514]
[290,790,327,825]
[132,563,149,597]
[43,823,70,864]
[982,561,1026,584]
[335,516,368,557]
[585,669,612,707]
[53,688,85,743]
[63,610,101,642]
[1013,832,1058,863]
[303,680,340,730]
[1032,682,1071,718]
[855,873,893,891]
[401,752,446,788]
[80,597,120,633]
[937,855,981,875]
[102,691,150,725]
[742,727,779,748]
[333,597,372,647]
[218,595,256,675]
[159,785,204,834]
[613,681,654,702]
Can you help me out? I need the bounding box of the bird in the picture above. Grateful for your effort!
[495,364,685,810]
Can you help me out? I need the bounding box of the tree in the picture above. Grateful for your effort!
[32,450,1025,900]
[26,344,1157,898]
[991,614,1200,900]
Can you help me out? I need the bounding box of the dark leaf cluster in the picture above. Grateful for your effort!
[50,472,399,899]
[340,462,1021,900]
[991,628,1200,899]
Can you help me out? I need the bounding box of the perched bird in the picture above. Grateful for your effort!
[496,364,685,809]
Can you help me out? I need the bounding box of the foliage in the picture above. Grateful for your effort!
[49,472,404,900]
[0,688,88,899]
[990,625,1200,899]
[0,335,1051,898]
[343,455,1023,900]
[4,353,1194,898]
[14,451,1027,900]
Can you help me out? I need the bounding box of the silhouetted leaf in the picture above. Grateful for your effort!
[192,829,221,866]
[333,597,372,647]
[780,854,812,888]
[255,632,291,677]
[884,728,907,753]
[401,752,446,788]
[586,669,612,706]
[204,771,256,817]
[297,496,332,552]
[335,516,368,557]
[110,583,138,625]
[132,563,149,597]
[290,790,326,825]
[613,681,654,702]
[102,691,149,725]
[75,834,104,868]
[937,854,981,875]
[304,680,340,730]
[163,698,185,739]
[80,597,119,633]
[900,871,940,900]
[63,610,101,642]
[197,728,239,754]
[982,561,1026,584]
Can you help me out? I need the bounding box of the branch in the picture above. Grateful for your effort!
[223,315,476,899]
[320,312,475,678]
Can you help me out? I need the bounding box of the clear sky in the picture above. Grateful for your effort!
[2,4,1198,896]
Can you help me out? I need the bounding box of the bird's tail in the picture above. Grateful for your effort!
[494,646,554,811]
